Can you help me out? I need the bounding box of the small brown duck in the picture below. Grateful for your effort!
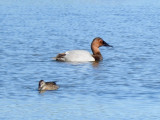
[38,80,59,91]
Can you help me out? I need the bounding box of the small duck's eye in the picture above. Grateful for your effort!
[41,82,45,85]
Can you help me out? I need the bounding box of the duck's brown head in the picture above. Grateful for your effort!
[91,37,112,48]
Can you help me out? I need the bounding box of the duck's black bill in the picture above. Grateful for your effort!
[103,41,113,47]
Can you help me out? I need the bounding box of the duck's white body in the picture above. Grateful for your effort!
[60,50,95,62]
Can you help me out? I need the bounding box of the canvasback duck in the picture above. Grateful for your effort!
[38,80,59,91]
[54,37,112,62]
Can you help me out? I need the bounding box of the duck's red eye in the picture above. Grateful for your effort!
[98,39,103,44]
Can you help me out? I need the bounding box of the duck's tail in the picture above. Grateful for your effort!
[53,53,66,61]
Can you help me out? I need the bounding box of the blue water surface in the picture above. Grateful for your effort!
[0,0,160,119]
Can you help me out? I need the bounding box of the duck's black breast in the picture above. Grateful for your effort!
[92,54,103,61]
